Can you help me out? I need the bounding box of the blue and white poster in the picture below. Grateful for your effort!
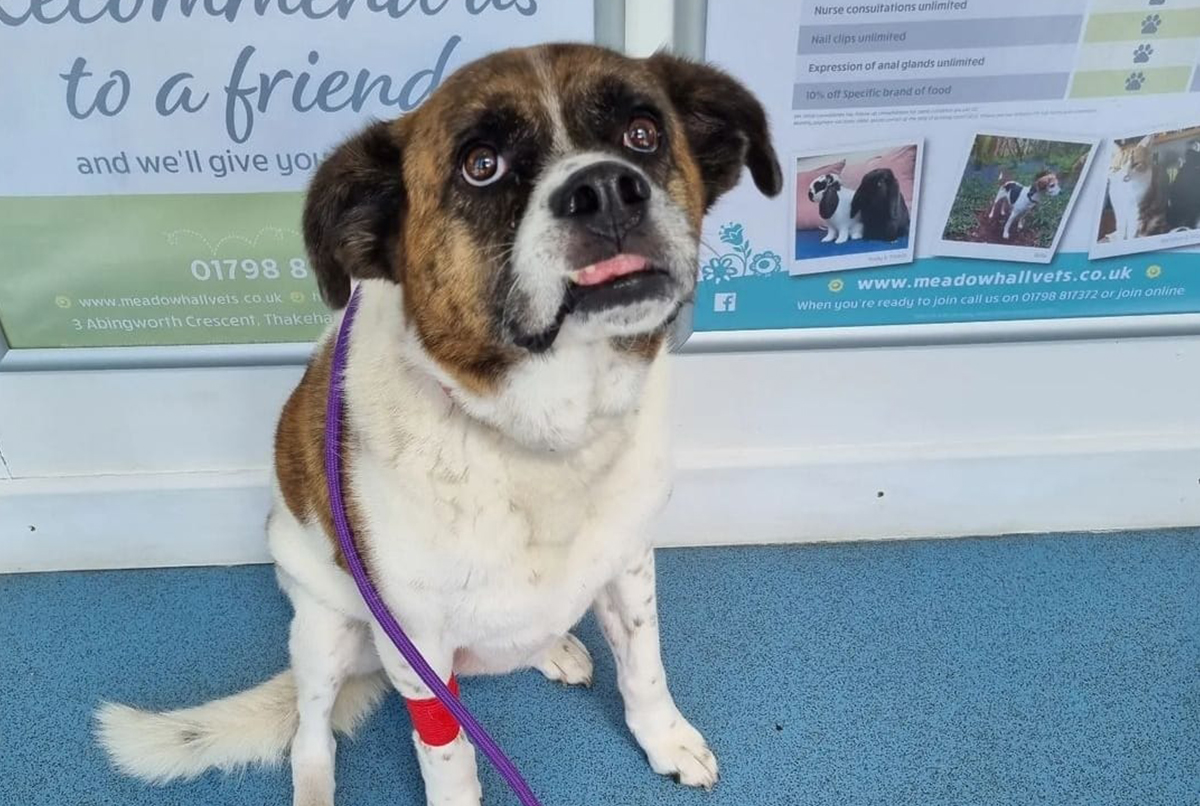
[697,0,1200,334]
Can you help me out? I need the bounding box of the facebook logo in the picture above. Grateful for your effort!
[714,293,737,313]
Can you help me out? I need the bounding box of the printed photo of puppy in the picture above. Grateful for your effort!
[1090,124,1200,261]
[938,133,1097,265]
[791,141,922,276]
[989,171,1062,241]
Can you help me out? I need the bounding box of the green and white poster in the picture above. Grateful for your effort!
[0,0,593,349]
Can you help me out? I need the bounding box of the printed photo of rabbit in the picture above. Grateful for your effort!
[937,133,1097,265]
[1090,125,1200,260]
[791,140,922,276]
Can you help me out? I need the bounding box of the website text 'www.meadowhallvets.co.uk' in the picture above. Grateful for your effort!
[797,264,1185,312]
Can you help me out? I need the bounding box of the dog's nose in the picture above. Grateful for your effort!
[550,161,651,241]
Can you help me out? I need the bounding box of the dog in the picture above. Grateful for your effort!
[988,170,1060,240]
[850,167,909,242]
[93,44,781,806]
[807,172,862,244]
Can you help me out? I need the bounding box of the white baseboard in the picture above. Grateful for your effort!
[4,437,1199,573]
[0,470,273,573]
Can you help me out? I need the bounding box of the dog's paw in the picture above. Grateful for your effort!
[294,791,333,806]
[292,768,334,806]
[414,734,482,806]
[534,633,593,687]
[632,713,719,789]
[424,792,482,806]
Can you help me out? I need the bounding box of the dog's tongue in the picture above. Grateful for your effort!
[572,254,648,287]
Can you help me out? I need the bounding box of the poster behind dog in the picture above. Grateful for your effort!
[696,0,1200,335]
[0,1,593,349]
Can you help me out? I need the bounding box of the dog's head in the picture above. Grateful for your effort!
[1033,170,1061,197]
[303,44,780,392]
[807,172,840,203]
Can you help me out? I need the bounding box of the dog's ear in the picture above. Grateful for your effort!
[819,185,839,219]
[646,52,782,210]
[303,120,406,309]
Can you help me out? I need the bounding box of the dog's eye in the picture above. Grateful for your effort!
[623,116,659,154]
[462,144,507,187]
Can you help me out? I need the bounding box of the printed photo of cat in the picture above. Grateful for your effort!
[1091,126,1200,260]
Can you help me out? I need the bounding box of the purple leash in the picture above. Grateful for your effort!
[324,284,544,806]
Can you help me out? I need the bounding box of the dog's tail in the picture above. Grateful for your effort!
[94,669,388,784]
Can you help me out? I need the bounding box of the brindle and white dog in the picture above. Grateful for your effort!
[95,43,780,806]
[989,170,1061,240]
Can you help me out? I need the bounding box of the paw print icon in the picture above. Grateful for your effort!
[1141,14,1162,35]
[1133,44,1154,64]
[1125,71,1146,92]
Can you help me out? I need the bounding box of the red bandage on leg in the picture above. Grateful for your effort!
[404,676,461,747]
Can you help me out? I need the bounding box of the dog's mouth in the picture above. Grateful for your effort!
[510,254,675,354]
[565,253,672,315]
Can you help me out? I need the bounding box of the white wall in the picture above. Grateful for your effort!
[3,0,1200,572]
[5,332,1200,572]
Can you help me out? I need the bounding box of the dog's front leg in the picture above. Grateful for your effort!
[370,624,482,806]
[594,549,718,789]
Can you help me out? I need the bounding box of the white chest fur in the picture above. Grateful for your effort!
[272,282,672,659]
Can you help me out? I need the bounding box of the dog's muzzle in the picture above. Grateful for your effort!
[550,160,651,243]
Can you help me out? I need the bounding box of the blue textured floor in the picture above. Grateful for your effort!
[2,531,1198,806]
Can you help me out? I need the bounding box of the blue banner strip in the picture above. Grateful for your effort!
[694,251,1200,331]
